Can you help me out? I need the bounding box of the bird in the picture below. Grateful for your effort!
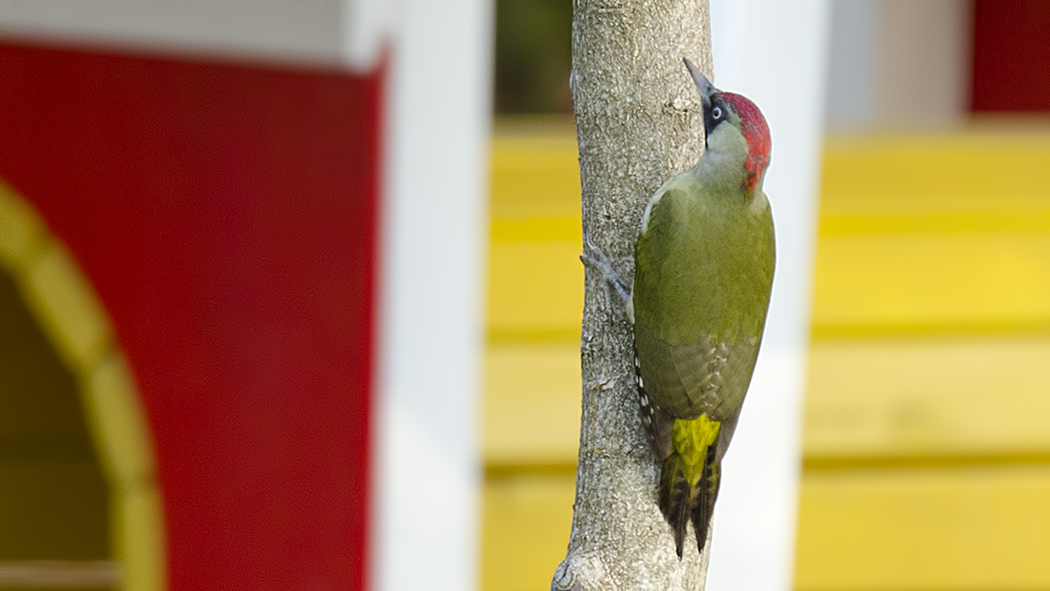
[584,57,774,559]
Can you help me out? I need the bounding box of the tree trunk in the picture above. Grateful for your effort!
[551,1,713,590]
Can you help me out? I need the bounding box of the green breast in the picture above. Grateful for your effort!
[633,180,775,347]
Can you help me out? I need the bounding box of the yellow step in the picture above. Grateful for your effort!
[820,133,1050,226]
[796,464,1050,591]
[483,342,581,466]
[804,337,1050,460]
[813,233,1050,337]
[481,474,575,591]
[487,240,581,343]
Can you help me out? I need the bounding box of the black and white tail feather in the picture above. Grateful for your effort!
[634,349,718,558]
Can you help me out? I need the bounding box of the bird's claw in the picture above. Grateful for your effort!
[580,234,630,307]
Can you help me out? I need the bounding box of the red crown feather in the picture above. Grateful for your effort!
[722,93,771,193]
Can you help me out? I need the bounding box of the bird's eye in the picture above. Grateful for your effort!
[712,106,722,120]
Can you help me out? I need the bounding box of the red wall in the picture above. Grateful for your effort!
[0,41,380,591]
[972,0,1050,112]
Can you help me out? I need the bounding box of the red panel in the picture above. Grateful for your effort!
[0,41,380,591]
[972,0,1050,112]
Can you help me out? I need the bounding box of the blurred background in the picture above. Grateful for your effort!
[2,1,1050,590]
[485,1,1050,591]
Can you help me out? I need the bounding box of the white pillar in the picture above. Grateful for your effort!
[707,3,830,591]
[373,1,493,591]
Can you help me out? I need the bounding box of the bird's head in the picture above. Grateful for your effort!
[684,58,771,194]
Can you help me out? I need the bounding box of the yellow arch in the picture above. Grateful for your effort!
[0,179,167,591]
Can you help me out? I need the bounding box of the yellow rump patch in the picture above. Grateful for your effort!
[672,415,721,486]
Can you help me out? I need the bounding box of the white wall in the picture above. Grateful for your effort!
[707,3,830,591]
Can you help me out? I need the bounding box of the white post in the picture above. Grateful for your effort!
[706,3,830,591]
[373,1,493,591]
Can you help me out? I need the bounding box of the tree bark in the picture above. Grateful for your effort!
[552,1,713,590]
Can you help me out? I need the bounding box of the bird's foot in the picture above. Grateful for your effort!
[580,234,630,308]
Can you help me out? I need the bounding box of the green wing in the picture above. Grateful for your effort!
[632,183,774,421]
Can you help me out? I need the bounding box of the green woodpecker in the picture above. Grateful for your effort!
[585,59,774,558]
